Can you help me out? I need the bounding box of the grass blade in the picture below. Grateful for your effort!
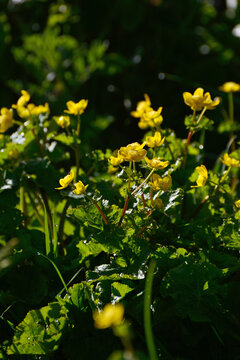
[43,203,51,256]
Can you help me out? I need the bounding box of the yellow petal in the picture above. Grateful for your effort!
[193,88,204,97]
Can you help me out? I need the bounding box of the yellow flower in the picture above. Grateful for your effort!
[149,174,172,191]
[15,106,30,118]
[12,90,31,118]
[9,148,19,160]
[145,157,169,170]
[219,82,240,93]
[191,165,208,188]
[130,94,151,118]
[107,165,119,174]
[139,107,163,129]
[108,154,123,166]
[151,198,163,209]
[0,108,14,133]
[57,115,71,128]
[14,90,30,107]
[118,142,147,162]
[12,90,49,118]
[220,153,240,168]
[143,106,163,121]
[55,170,74,190]
[183,88,220,111]
[235,199,240,208]
[29,103,50,116]
[73,180,88,195]
[93,303,124,329]
[138,118,152,130]
[146,131,165,148]
[65,99,88,115]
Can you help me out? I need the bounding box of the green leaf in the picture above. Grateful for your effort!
[87,264,146,282]
[161,261,224,322]
[77,241,106,263]
[66,283,89,311]
[54,133,80,147]
[111,282,134,301]
[161,188,184,215]
[218,218,240,250]
[67,203,103,230]
[7,302,69,355]
[184,115,214,132]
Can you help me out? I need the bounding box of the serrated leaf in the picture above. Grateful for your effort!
[162,188,184,214]
[184,115,214,132]
[7,303,68,355]
[161,261,224,322]
[77,240,106,262]
[67,203,103,230]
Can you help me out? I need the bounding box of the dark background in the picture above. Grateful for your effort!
[1,0,240,151]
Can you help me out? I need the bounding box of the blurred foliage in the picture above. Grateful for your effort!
[1,0,240,151]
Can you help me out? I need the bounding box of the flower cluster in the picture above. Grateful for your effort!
[55,170,88,195]
[131,94,163,129]
[12,90,50,118]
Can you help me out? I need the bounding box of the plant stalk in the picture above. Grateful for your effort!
[144,259,158,360]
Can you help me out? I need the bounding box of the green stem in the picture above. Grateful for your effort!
[128,161,132,193]
[31,128,44,157]
[228,92,236,152]
[131,168,155,196]
[229,92,234,123]
[182,130,193,169]
[192,109,196,124]
[133,161,136,173]
[183,107,207,168]
[13,120,23,126]
[39,189,53,236]
[196,106,207,125]
[164,139,175,162]
[199,129,205,148]
[220,166,232,184]
[76,114,81,137]
[74,145,80,182]
[73,115,81,182]
[37,253,69,296]
[20,187,27,226]
[144,259,158,360]
[58,198,70,252]
[27,191,44,228]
